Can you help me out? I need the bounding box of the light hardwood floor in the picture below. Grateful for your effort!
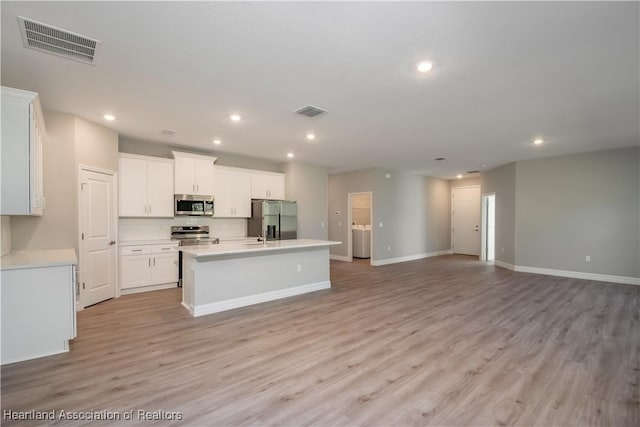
[2,255,638,426]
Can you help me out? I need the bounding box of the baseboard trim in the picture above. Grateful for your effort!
[494,260,515,270]
[180,301,193,315]
[330,254,351,262]
[1,347,69,366]
[120,282,178,295]
[514,265,639,286]
[192,281,331,317]
[371,250,451,267]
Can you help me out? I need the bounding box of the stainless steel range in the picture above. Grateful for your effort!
[171,226,219,287]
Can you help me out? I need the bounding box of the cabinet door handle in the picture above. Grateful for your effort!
[131,249,143,252]
[153,257,156,266]
[148,205,151,214]
[148,258,151,266]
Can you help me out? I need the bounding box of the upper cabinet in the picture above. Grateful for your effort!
[118,154,174,217]
[172,151,217,196]
[251,171,285,200]
[1,87,46,216]
[212,166,252,218]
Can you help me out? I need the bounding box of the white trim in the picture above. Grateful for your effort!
[181,301,192,312]
[514,265,639,286]
[330,254,351,262]
[494,260,515,270]
[118,152,174,163]
[370,250,451,266]
[191,281,331,317]
[480,192,496,262]
[120,282,178,295]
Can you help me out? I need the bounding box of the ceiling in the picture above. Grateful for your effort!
[1,2,638,178]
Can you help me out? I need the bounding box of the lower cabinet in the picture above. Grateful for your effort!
[120,243,178,293]
[1,262,76,365]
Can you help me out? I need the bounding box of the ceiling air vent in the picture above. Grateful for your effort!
[294,105,327,118]
[18,16,100,65]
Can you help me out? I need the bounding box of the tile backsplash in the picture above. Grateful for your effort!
[119,217,247,241]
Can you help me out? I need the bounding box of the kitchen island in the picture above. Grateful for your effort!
[180,239,340,317]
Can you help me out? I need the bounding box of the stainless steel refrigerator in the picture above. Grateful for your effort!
[247,200,297,240]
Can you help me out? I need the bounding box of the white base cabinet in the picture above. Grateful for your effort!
[1,262,76,365]
[119,243,179,292]
[1,86,46,216]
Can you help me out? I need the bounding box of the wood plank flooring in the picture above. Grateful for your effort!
[2,255,638,426]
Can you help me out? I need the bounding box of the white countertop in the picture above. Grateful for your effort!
[119,239,177,246]
[180,239,341,258]
[1,249,77,271]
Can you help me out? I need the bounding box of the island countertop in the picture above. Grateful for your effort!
[180,239,340,258]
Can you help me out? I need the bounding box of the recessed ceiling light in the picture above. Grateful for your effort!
[457,174,463,179]
[230,114,241,122]
[213,139,222,145]
[306,133,315,140]
[103,114,115,121]
[287,152,294,158]
[416,61,434,74]
[533,138,544,145]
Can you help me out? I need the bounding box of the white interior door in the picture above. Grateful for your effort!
[80,168,117,307]
[452,186,481,256]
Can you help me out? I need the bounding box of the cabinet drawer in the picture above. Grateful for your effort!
[119,246,151,256]
[151,244,178,254]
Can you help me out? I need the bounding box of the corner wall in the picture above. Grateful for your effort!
[282,162,329,240]
[480,163,517,265]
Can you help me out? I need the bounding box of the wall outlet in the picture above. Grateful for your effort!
[379,222,383,228]
[320,222,325,228]
[387,245,391,252]
[297,264,302,272]
[385,173,392,179]
[436,240,439,245]
[585,255,591,262]
[338,221,342,227]
[501,248,504,254]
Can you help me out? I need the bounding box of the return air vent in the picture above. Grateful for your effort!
[294,105,327,118]
[18,16,100,65]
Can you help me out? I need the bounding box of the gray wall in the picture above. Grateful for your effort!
[282,161,329,240]
[11,111,78,251]
[328,168,450,262]
[515,147,639,278]
[119,138,281,172]
[480,163,517,265]
[76,117,119,171]
[328,169,375,257]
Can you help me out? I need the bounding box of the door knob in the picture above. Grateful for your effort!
[109,240,116,245]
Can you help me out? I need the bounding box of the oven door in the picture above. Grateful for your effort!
[175,195,214,216]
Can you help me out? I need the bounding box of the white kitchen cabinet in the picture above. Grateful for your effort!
[118,154,174,217]
[251,171,285,200]
[172,151,217,195]
[1,86,47,216]
[1,249,76,365]
[212,166,252,217]
[119,243,178,293]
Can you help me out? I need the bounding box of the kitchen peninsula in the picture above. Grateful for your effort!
[180,239,340,317]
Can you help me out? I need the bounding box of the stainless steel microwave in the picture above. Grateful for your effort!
[174,194,214,216]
